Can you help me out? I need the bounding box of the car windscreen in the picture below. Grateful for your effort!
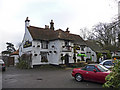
[97,65,109,72]
[104,61,114,65]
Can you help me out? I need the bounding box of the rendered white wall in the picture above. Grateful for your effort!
[32,41,49,66]
[48,40,61,65]
[19,21,33,56]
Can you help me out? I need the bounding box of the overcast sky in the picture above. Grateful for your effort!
[0,0,119,52]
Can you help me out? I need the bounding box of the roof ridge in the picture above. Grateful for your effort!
[29,25,45,29]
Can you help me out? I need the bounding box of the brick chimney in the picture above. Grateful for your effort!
[50,20,54,30]
[66,27,70,33]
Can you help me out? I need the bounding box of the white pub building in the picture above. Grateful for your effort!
[19,17,97,68]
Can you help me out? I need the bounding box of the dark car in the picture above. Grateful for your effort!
[0,59,6,71]
[72,64,111,83]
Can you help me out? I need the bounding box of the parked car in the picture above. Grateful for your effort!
[0,59,6,71]
[72,64,111,83]
[99,59,115,69]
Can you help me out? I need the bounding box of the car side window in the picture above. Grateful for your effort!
[103,61,112,65]
[85,65,95,71]
[85,65,100,72]
[81,67,86,70]
[94,67,100,72]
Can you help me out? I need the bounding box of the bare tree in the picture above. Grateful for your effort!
[90,20,120,51]
[80,27,93,40]
[6,42,16,53]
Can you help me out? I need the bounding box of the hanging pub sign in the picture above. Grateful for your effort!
[23,40,32,48]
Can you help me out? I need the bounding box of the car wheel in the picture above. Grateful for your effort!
[75,74,83,82]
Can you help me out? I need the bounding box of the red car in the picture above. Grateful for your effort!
[72,64,111,83]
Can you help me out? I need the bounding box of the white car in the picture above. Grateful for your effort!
[0,59,6,71]
[99,59,114,69]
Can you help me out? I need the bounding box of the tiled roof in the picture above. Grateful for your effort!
[85,40,103,52]
[28,26,86,45]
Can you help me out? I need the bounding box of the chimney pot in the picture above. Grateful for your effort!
[66,27,70,33]
[45,25,49,29]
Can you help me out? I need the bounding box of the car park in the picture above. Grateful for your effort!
[72,64,111,83]
[99,59,114,69]
[0,59,6,71]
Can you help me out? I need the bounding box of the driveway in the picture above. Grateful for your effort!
[2,66,103,88]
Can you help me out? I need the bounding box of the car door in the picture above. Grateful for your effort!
[94,71,106,83]
[83,65,104,82]
[83,65,97,81]
[91,66,105,83]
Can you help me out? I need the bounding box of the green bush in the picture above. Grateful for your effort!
[106,52,112,59]
[71,64,78,68]
[78,61,88,67]
[41,59,48,62]
[70,61,87,68]
[87,60,95,64]
[97,52,102,63]
[77,59,80,62]
[103,60,120,88]
[16,59,31,69]
[112,56,120,59]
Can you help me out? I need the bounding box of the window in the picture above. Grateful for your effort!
[81,45,85,51]
[41,52,48,62]
[65,41,69,46]
[41,41,48,49]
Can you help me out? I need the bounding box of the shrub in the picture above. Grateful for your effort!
[87,60,95,64]
[41,59,48,62]
[16,58,31,69]
[71,64,78,68]
[112,56,120,59]
[97,52,102,63]
[106,52,112,59]
[77,61,87,67]
[77,59,80,62]
[70,61,87,68]
[86,58,91,63]
[103,60,120,88]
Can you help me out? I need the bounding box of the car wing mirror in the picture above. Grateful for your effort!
[93,69,96,72]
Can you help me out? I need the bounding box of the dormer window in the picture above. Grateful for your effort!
[65,41,69,46]
[37,45,40,47]
[41,41,48,49]
[81,45,85,51]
